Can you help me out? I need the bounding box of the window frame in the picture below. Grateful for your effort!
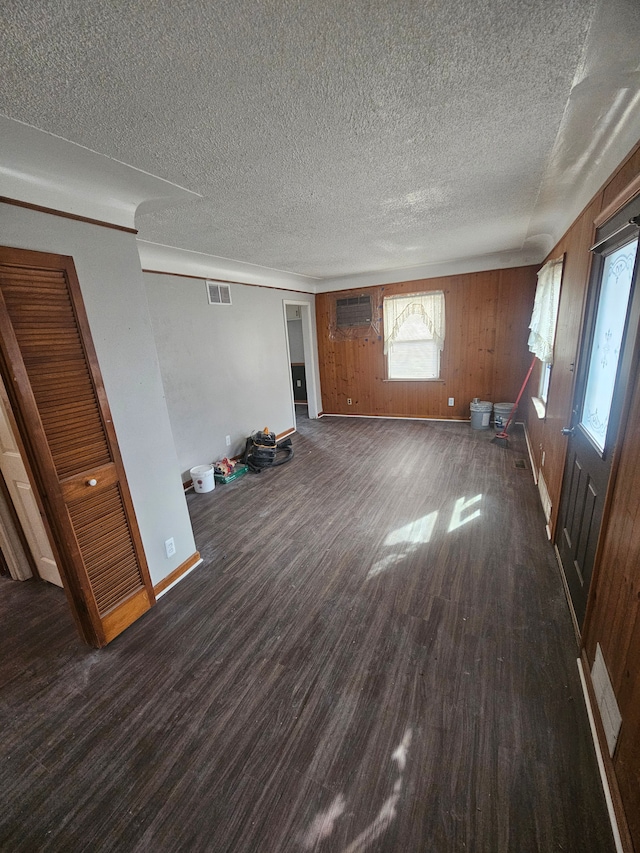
[383,291,445,382]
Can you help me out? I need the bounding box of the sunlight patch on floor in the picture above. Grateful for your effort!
[299,728,413,853]
[447,494,482,532]
[384,512,438,547]
[367,496,483,580]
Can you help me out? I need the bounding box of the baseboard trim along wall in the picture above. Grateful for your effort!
[577,655,630,853]
[154,552,202,598]
[323,413,469,423]
[521,421,538,485]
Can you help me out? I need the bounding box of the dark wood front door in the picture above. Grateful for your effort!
[0,247,155,647]
[556,198,640,628]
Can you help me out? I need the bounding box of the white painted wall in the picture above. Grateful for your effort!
[287,318,305,363]
[143,273,319,476]
[0,203,196,586]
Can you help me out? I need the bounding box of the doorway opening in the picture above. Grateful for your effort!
[283,300,320,428]
[0,373,63,588]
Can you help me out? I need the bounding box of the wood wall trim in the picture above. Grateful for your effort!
[594,174,640,229]
[277,427,295,440]
[0,196,138,234]
[153,551,201,596]
[142,268,314,295]
[579,649,634,853]
[320,411,470,422]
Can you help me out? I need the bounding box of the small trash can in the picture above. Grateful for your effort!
[190,464,215,493]
[470,400,493,430]
[493,402,516,431]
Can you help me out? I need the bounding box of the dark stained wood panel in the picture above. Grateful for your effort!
[0,412,615,852]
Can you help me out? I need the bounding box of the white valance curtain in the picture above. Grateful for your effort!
[383,291,445,354]
[528,256,564,363]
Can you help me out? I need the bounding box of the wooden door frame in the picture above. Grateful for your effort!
[0,247,155,646]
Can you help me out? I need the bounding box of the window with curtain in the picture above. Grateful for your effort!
[529,256,564,414]
[383,291,445,380]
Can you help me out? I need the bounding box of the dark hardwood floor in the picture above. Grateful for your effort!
[0,413,615,852]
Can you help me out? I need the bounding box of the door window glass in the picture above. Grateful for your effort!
[580,237,638,452]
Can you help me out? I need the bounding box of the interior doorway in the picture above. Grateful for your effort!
[0,372,63,587]
[286,304,307,406]
[283,300,321,427]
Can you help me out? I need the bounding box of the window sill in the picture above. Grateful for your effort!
[531,396,546,419]
[383,378,445,383]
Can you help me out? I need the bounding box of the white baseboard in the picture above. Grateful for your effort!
[577,657,624,853]
[521,420,538,484]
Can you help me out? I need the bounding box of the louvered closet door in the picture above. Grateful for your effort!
[0,247,155,646]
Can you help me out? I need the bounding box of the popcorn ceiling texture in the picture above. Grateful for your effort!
[2,0,637,281]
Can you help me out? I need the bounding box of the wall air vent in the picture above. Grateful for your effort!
[336,294,371,327]
[206,281,232,305]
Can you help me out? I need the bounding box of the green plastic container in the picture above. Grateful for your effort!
[214,463,249,484]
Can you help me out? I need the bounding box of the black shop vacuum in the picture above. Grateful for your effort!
[242,427,294,473]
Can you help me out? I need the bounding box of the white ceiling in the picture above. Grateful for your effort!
[1,0,640,293]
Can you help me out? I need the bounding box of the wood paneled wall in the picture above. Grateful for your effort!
[522,139,640,851]
[316,266,537,420]
[524,197,600,537]
[584,361,640,845]
[525,143,640,539]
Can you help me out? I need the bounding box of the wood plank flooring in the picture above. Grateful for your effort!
[0,413,615,851]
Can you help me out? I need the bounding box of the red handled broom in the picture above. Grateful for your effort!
[491,355,537,447]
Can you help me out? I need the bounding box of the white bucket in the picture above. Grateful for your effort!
[190,464,215,493]
[470,400,493,430]
[493,402,516,431]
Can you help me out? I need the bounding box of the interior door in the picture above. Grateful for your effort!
[556,198,640,627]
[0,374,62,586]
[0,247,155,647]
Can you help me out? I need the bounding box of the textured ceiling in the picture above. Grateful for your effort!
[2,0,640,288]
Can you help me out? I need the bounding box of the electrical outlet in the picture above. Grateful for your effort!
[164,537,176,558]
[225,435,231,446]
[448,397,455,406]
[347,398,352,405]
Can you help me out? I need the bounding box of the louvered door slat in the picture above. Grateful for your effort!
[0,248,154,646]
[42,410,102,432]
[4,276,112,478]
[29,384,97,405]
[68,484,143,615]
